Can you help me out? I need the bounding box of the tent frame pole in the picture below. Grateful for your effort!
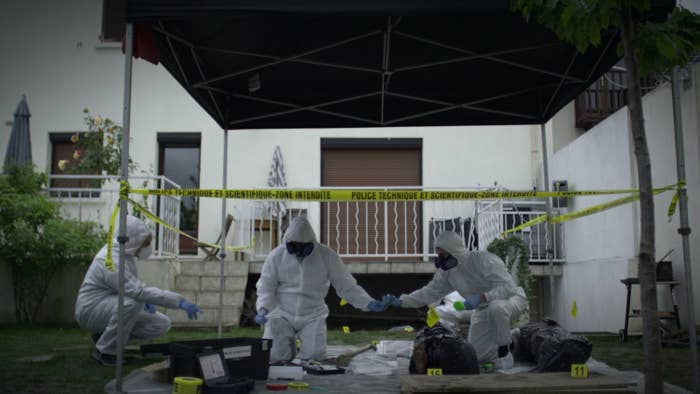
[540,123,556,318]
[116,22,134,394]
[671,66,699,394]
[218,128,228,338]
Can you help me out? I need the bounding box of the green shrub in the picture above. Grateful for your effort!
[487,236,535,307]
[0,163,105,323]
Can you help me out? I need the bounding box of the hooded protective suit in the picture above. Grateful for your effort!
[75,216,183,355]
[256,216,374,363]
[399,231,527,363]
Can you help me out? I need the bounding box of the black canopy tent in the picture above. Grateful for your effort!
[112,1,690,391]
[126,0,673,129]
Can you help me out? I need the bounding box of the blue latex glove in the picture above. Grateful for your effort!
[255,308,269,325]
[382,294,402,308]
[144,303,157,314]
[178,299,202,320]
[367,299,387,312]
[464,294,483,310]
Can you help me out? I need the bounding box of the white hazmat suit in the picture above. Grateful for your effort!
[256,216,374,363]
[75,216,183,356]
[399,231,527,363]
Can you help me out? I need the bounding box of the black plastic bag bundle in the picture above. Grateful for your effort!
[512,318,592,372]
[409,323,480,375]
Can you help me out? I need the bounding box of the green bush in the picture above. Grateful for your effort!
[0,163,105,323]
[487,236,535,307]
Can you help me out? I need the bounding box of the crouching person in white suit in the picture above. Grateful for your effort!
[383,231,527,369]
[255,215,388,364]
[75,215,202,366]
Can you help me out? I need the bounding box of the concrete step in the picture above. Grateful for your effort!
[179,259,249,277]
[166,306,242,327]
[170,290,244,308]
[174,275,248,292]
[171,261,249,327]
[196,291,244,308]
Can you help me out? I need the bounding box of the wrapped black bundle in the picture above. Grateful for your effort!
[409,323,480,375]
[511,318,593,372]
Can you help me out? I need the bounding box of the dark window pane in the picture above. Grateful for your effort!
[160,144,201,254]
[50,134,100,197]
[102,0,125,42]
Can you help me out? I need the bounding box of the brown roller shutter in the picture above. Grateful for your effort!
[321,142,421,258]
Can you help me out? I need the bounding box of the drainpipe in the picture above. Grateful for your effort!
[116,22,134,394]
[671,66,699,394]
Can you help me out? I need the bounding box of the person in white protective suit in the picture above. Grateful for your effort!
[75,215,202,366]
[383,231,527,369]
[255,215,389,364]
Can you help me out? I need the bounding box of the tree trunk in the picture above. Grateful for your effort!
[620,4,662,393]
[30,270,57,323]
[11,266,22,323]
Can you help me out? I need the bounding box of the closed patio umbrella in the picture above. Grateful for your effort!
[4,95,32,168]
[267,145,287,218]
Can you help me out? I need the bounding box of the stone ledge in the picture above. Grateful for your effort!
[200,276,247,291]
[166,307,241,326]
[529,264,563,277]
[197,291,244,308]
[174,275,200,291]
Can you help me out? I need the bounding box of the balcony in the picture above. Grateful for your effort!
[46,174,182,257]
[575,68,659,130]
[237,187,565,265]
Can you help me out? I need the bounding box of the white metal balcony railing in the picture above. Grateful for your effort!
[46,174,181,257]
[44,179,564,263]
[236,186,565,263]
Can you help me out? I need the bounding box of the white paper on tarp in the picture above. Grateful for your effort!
[375,340,414,358]
[435,291,473,325]
[268,365,306,380]
[346,350,411,376]
[496,362,536,374]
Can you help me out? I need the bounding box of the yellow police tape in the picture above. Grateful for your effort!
[173,376,203,394]
[130,186,664,201]
[106,180,686,270]
[105,203,120,272]
[501,182,682,236]
[104,197,254,272]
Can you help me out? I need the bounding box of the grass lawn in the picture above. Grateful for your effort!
[0,325,697,393]
[0,325,414,393]
[587,335,700,391]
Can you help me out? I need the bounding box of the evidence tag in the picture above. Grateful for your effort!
[571,363,589,378]
[427,368,443,376]
[426,305,439,327]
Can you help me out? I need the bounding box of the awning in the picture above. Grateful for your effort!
[124,0,675,130]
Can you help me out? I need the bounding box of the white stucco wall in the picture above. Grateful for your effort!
[550,67,700,333]
[225,125,537,241]
[0,0,538,249]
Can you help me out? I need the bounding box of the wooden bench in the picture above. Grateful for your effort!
[400,372,635,394]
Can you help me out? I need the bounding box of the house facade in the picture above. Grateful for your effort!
[547,70,700,334]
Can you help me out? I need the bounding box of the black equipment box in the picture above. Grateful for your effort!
[141,337,271,380]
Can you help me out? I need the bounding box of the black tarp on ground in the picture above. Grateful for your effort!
[124,1,674,129]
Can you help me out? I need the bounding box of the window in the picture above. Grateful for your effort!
[321,138,422,258]
[158,133,201,254]
[101,0,125,42]
[49,133,99,198]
